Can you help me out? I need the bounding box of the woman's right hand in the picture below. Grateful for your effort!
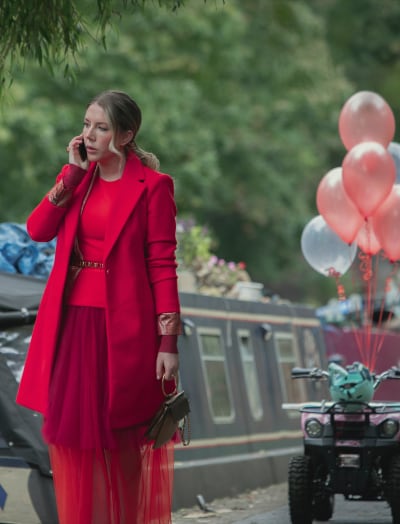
[67,135,89,170]
[60,135,89,191]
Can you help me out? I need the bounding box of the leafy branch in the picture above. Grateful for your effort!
[0,0,216,93]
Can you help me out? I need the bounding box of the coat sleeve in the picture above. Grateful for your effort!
[26,165,72,242]
[145,174,181,314]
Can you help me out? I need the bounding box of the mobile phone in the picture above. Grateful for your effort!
[78,141,87,161]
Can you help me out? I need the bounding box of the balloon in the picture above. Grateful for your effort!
[372,185,400,262]
[301,215,357,277]
[316,167,364,244]
[388,142,400,184]
[342,141,395,218]
[356,220,381,255]
[339,91,395,151]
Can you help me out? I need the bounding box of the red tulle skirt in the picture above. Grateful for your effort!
[43,306,174,524]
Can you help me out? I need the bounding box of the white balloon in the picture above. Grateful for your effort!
[301,215,357,277]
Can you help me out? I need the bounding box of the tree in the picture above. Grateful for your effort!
[7,1,400,304]
[0,0,200,93]
[316,0,400,133]
[0,0,353,303]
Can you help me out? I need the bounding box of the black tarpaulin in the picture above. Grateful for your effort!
[0,271,50,474]
[0,271,45,311]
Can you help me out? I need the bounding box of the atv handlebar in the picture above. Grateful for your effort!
[291,367,329,379]
[373,367,400,389]
[291,366,400,386]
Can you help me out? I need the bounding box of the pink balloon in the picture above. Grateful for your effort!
[316,167,364,244]
[356,220,381,255]
[342,141,395,218]
[372,185,400,262]
[339,91,395,151]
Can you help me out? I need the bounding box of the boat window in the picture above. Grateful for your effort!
[274,332,306,403]
[237,329,263,420]
[197,327,234,422]
[303,328,322,369]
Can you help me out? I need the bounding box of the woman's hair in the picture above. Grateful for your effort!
[89,90,160,170]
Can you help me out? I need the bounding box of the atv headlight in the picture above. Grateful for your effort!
[379,419,399,438]
[305,418,323,438]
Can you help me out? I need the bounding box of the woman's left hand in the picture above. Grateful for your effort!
[156,352,179,381]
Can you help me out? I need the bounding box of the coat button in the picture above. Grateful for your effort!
[106,269,110,275]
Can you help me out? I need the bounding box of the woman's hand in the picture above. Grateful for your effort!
[156,352,179,381]
[66,135,89,170]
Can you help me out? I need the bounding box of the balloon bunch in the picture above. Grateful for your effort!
[301,91,399,369]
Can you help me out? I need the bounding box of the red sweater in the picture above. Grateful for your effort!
[67,176,121,307]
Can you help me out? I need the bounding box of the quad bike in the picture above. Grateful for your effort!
[284,361,400,524]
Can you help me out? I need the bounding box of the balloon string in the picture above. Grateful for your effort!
[364,218,373,257]
[336,282,346,302]
[329,271,347,300]
[329,269,347,302]
[330,270,366,365]
[359,251,373,282]
[368,254,380,370]
[358,252,375,365]
[371,261,399,370]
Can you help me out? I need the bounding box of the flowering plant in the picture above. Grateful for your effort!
[176,219,251,296]
[195,256,251,296]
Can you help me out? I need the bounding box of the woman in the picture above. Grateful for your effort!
[16,90,182,523]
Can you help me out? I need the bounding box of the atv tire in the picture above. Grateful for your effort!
[288,455,313,524]
[313,494,334,521]
[385,454,400,524]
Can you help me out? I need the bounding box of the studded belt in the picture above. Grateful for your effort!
[71,259,105,269]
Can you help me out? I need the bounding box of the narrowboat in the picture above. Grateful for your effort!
[0,269,330,520]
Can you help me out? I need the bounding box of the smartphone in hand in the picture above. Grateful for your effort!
[78,141,87,162]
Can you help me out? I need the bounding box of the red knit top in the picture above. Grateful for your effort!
[67,175,121,307]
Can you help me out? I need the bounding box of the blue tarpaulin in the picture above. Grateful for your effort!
[0,223,55,279]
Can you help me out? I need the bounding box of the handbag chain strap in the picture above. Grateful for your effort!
[180,414,191,446]
[162,375,191,446]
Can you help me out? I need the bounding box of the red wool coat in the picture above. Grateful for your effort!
[16,153,180,428]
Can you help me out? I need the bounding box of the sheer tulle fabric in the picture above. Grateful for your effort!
[49,438,174,524]
[43,306,174,523]
[43,306,113,448]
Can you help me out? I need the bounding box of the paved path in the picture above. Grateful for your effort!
[0,468,38,524]
[0,467,394,524]
[172,482,393,524]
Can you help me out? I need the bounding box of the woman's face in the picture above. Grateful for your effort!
[82,103,116,162]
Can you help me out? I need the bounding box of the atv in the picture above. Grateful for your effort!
[284,362,400,524]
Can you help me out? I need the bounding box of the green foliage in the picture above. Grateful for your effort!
[176,222,213,269]
[319,0,400,127]
[1,1,400,304]
[0,0,212,93]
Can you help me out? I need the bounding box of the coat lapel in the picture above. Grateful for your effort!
[103,154,147,261]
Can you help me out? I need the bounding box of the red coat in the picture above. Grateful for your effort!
[16,153,180,428]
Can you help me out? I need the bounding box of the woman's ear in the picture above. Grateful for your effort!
[119,130,134,148]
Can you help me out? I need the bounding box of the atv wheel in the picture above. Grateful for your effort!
[288,455,313,524]
[385,454,400,524]
[313,494,334,521]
